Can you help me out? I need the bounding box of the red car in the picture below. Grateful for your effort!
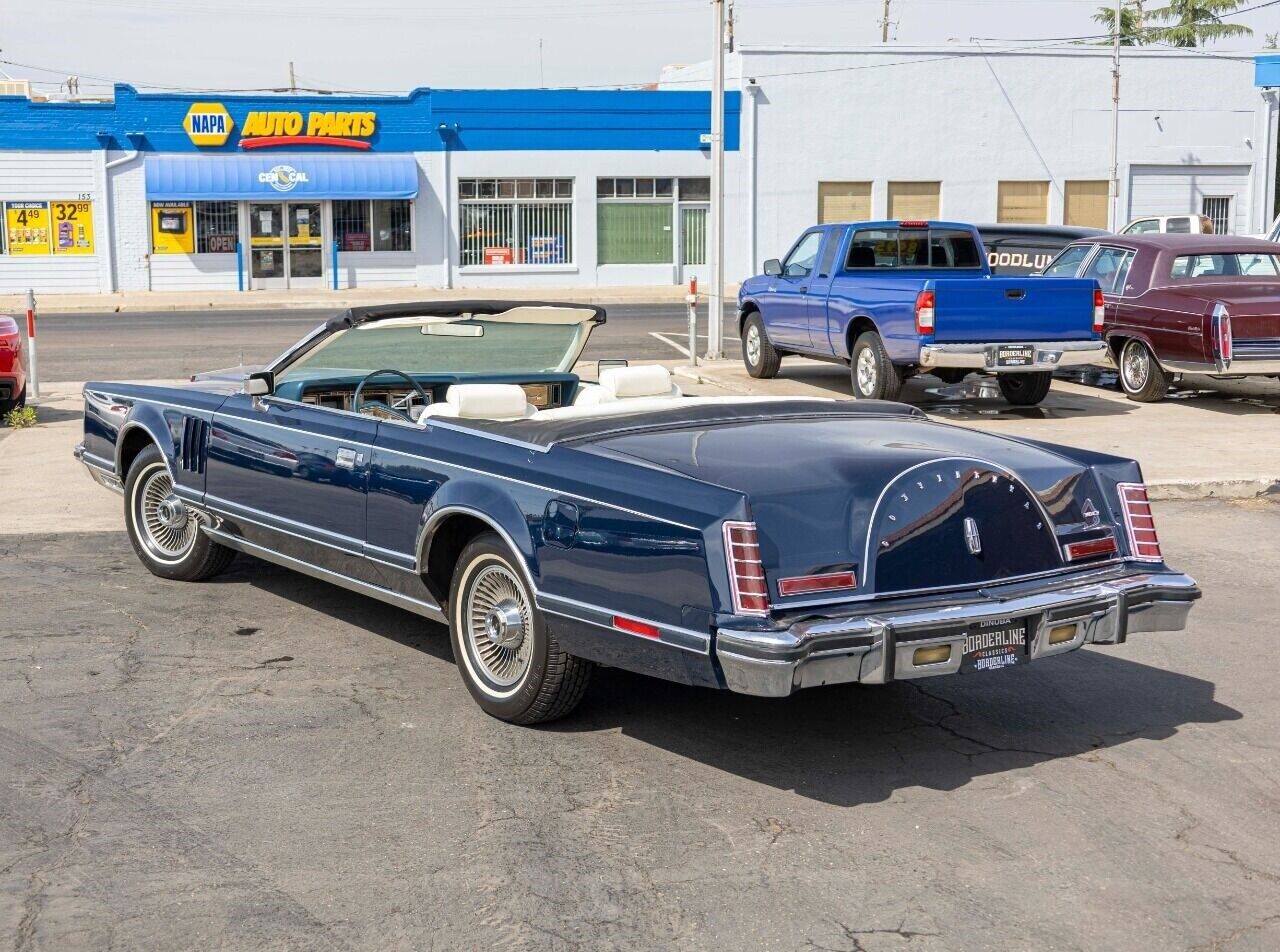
[0,315,27,413]
[1042,233,1280,401]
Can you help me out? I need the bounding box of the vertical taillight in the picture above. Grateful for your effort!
[915,289,936,335]
[723,521,770,616]
[1093,288,1106,334]
[1118,483,1163,562]
[1214,305,1232,363]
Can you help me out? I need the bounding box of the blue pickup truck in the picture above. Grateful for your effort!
[738,220,1107,405]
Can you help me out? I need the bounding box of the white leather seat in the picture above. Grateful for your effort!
[418,384,538,422]
[574,365,681,406]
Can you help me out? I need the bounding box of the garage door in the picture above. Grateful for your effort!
[1128,165,1250,234]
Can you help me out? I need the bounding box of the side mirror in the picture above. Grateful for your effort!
[763,258,783,277]
[244,371,274,397]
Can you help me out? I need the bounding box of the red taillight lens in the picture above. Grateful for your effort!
[1215,306,1232,362]
[1064,533,1118,562]
[1093,288,1106,334]
[723,520,770,615]
[1118,483,1162,562]
[899,220,929,229]
[777,570,857,597]
[915,289,936,335]
[612,615,661,639]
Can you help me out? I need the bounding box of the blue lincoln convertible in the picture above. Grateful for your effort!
[76,301,1200,724]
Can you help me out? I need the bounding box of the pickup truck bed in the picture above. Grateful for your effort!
[739,220,1106,405]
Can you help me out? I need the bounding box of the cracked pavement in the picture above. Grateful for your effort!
[1,499,1278,951]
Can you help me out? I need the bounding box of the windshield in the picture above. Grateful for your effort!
[275,307,597,384]
[1169,253,1280,280]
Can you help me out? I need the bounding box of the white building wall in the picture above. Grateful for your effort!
[666,46,1273,280]
[0,151,104,294]
[108,157,151,292]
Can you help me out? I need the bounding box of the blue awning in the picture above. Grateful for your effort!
[145,153,419,200]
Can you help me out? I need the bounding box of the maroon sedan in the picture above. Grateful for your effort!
[0,315,27,413]
[1042,233,1280,401]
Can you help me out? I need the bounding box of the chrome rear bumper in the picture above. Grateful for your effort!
[715,569,1200,697]
[918,340,1108,372]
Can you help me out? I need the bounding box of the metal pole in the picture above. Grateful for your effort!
[706,0,726,359]
[24,289,39,400]
[881,0,892,43]
[1109,0,1121,230]
[686,276,699,367]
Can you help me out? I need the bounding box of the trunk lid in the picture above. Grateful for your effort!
[930,276,1098,343]
[581,413,1108,599]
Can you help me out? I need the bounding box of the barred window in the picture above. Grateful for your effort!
[195,201,238,254]
[333,199,412,252]
[459,178,573,266]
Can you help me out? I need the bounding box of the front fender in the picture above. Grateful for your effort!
[115,405,179,476]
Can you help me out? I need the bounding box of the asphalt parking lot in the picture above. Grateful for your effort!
[3,500,1279,951]
[4,306,1280,950]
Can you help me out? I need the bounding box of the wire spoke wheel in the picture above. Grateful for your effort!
[133,465,198,563]
[465,564,533,689]
[1122,340,1150,391]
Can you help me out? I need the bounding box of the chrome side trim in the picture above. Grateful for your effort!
[202,525,446,624]
[204,492,366,555]
[537,591,711,655]
[714,570,1200,697]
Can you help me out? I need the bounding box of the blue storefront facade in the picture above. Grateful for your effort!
[0,84,740,294]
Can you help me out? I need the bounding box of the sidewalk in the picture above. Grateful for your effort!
[0,284,735,315]
[676,359,1280,501]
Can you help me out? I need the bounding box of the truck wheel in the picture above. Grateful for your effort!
[997,371,1053,406]
[850,332,904,401]
[1117,339,1169,402]
[742,313,781,379]
[449,532,592,725]
[124,445,235,582]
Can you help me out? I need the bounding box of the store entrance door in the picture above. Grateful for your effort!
[249,201,325,289]
[677,203,709,286]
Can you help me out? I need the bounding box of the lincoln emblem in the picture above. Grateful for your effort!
[963,517,982,556]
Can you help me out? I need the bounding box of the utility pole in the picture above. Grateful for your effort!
[880,0,892,43]
[706,0,727,359]
[288,61,297,94]
[1109,0,1121,230]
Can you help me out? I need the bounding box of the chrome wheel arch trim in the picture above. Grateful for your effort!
[415,504,540,596]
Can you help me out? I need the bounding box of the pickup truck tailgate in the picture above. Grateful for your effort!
[931,277,1097,343]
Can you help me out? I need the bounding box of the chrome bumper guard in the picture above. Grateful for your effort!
[74,442,124,495]
[715,570,1200,697]
[918,340,1108,373]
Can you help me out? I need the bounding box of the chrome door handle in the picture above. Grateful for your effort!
[335,447,358,470]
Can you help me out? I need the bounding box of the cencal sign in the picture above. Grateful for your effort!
[257,165,309,192]
[182,104,378,150]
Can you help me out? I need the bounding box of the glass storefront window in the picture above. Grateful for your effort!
[372,200,412,251]
[458,179,573,266]
[195,201,238,254]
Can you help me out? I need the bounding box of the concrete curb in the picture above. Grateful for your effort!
[1146,478,1280,501]
[2,285,737,315]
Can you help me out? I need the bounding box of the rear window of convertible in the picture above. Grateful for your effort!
[845,228,983,270]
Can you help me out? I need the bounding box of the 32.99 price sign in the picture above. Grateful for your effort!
[2,200,95,255]
[50,201,95,255]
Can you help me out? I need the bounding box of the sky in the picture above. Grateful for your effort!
[3,0,1278,96]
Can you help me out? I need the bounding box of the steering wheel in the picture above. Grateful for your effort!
[353,369,432,423]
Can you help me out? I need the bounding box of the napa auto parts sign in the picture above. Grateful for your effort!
[183,104,377,150]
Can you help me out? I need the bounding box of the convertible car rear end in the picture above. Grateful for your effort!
[75,301,1199,723]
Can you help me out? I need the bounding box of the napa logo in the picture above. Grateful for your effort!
[183,103,234,147]
[257,165,309,193]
